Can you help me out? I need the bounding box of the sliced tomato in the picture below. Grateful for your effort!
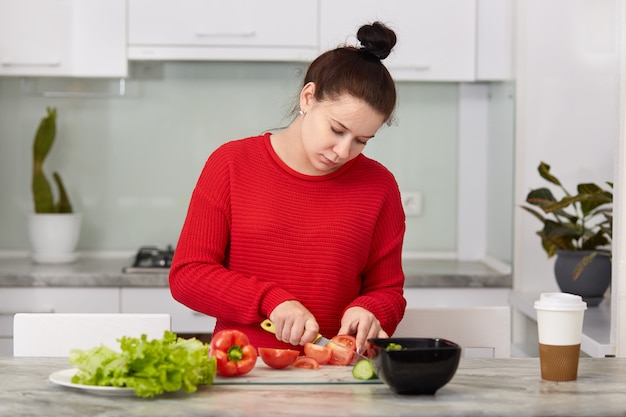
[327,335,357,366]
[303,343,332,365]
[292,356,320,369]
[327,343,355,366]
[258,347,300,369]
[330,335,357,351]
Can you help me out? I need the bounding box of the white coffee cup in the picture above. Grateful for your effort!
[534,292,587,381]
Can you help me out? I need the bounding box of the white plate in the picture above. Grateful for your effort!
[49,369,137,396]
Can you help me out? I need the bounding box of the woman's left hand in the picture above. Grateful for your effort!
[338,307,388,354]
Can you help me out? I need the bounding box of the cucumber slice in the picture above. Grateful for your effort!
[352,359,377,380]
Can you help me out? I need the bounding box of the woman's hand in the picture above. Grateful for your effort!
[339,307,388,354]
[269,301,320,346]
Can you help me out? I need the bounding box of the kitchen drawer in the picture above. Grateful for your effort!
[404,288,511,308]
[0,288,120,344]
[120,288,215,334]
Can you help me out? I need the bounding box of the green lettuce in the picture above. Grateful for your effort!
[69,331,216,398]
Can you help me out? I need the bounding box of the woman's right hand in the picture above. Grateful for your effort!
[269,301,319,346]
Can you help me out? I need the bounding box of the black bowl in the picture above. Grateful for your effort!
[368,337,461,395]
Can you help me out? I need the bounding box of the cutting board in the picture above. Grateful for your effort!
[213,363,382,385]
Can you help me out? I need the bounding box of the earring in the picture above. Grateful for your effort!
[298,109,304,115]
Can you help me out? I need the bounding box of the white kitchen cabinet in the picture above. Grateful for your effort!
[400,288,512,357]
[120,288,216,335]
[319,0,513,81]
[0,288,120,355]
[475,0,514,80]
[0,0,127,77]
[128,0,318,62]
[320,0,477,81]
[404,288,511,308]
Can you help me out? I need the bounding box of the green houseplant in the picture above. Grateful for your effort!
[28,107,81,264]
[32,107,73,214]
[521,162,612,305]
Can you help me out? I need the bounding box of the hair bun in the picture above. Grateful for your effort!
[356,22,397,60]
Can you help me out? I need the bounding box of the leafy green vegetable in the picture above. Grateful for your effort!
[386,343,404,351]
[69,331,216,398]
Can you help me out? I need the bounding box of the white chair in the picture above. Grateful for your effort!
[13,313,171,357]
[393,306,511,358]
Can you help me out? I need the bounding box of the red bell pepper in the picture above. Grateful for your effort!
[210,329,258,376]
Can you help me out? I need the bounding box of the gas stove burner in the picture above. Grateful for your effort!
[134,245,174,268]
[122,245,174,274]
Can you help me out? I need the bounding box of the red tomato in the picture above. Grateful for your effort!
[330,335,357,351]
[327,344,355,366]
[303,343,332,365]
[327,335,357,366]
[258,347,300,369]
[210,329,258,376]
[292,356,320,369]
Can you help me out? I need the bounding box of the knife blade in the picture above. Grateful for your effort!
[260,319,368,365]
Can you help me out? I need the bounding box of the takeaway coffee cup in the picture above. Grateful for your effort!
[534,292,587,381]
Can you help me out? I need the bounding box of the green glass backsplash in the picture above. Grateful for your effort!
[0,62,459,252]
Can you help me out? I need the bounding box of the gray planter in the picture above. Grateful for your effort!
[554,250,611,307]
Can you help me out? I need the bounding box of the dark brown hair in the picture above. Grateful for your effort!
[303,22,397,123]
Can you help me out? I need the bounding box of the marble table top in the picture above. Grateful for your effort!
[0,256,511,288]
[1,356,625,417]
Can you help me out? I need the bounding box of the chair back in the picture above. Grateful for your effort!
[13,313,171,357]
[393,306,511,358]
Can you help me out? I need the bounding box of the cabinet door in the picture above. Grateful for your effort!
[69,0,127,77]
[320,0,476,81]
[0,0,127,77]
[121,288,216,334]
[0,0,72,76]
[128,0,318,61]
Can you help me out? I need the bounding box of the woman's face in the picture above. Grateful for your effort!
[298,83,386,175]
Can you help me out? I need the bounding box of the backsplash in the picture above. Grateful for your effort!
[0,61,509,256]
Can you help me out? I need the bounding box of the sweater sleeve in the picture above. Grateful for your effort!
[344,180,407,335]
[168,145,296,325]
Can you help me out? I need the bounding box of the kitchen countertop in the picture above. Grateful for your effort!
[0,256,511,288]
[1,356,624,417]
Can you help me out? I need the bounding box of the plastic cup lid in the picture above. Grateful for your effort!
[534,292,587,311]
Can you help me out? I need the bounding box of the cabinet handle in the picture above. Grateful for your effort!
[195,31,256,38]
[1,61,61,68]
[391,65,431,71]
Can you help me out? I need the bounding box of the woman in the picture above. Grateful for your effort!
[169,22,406,354]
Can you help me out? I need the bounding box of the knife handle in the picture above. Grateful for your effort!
[260,319,276,334]
[260,319,323,343]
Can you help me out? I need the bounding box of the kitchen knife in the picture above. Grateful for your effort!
[260,319,368,365]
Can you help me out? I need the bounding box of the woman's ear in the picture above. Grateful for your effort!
[299,82,316,113]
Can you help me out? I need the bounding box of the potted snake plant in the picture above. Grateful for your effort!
[28,107,81,263]
[521,162,613,306]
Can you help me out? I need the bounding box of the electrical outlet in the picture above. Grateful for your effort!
[401,191,422,216]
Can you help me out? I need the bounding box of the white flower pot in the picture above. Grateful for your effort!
[28,213,82,264]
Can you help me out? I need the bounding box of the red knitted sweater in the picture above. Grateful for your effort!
[169,133,406,350]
